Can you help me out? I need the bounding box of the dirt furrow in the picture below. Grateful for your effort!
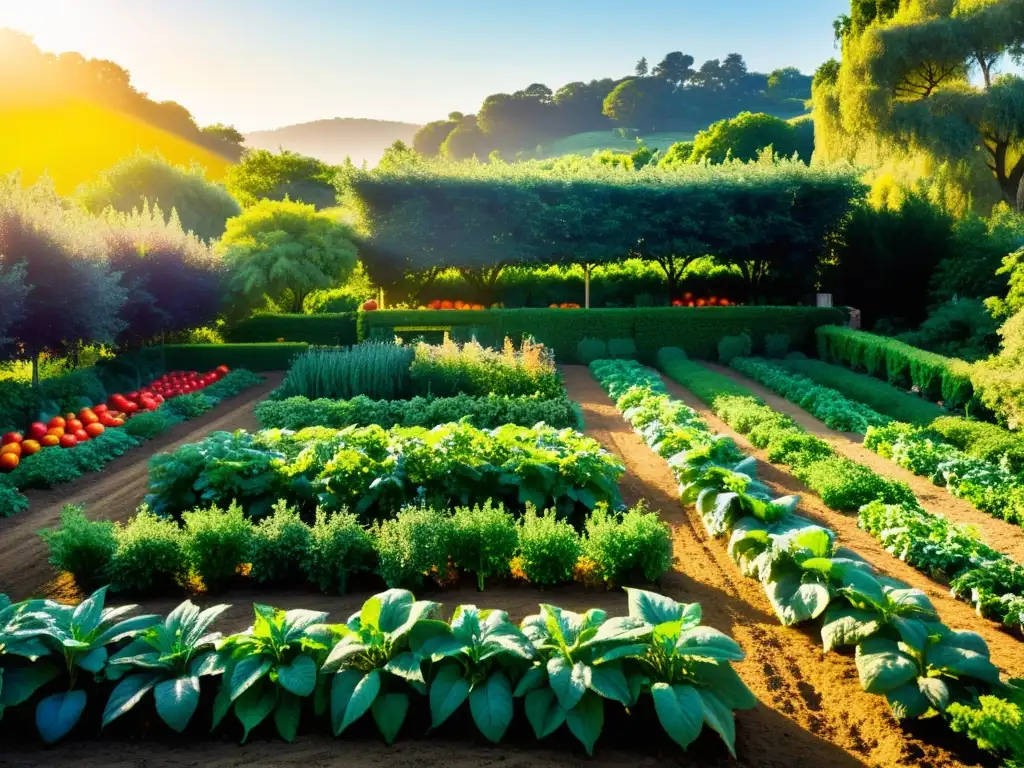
[701,361,1024,565]
[0,373,283,599]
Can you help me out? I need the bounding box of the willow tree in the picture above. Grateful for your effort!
[817,0,1024,212]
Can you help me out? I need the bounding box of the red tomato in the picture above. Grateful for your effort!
[29,422,48,440]
[1,442,20,457]
[59,434,78,449]
[1,432,22,445]
[48,416,66,429]
[110,418,125,427]
[85,423,105,438]
[93,404,108,414]
[73,429,89,442]
[362,299,378,311]
[66,419,83,433]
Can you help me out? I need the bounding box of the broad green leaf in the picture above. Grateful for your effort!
[566,691,604,756]
[390,600,440,641]
[321,638,369,673]
[547,657,589,711]
[513,665,546,698]
[72,587,108,636]
[274,691,302,743]
[800,557,834,576]
[229,656,272,702]
[190,650,226,678]
[884,681,930,719]
[855,638,918,694]
[282,609,329,642]
[384,652,424,684]
[359,596,383,631]
[938,630,990,658]
[154,675,200,733]
[329,668,363,736]
[524,689,566,739]
[588,664,631,705]
[36,690,87,744]
[429,664,470,727]
[836,567,886,609]
[791,527,831,557]
[918,677,950,712]
[691,661,758,710]
[651,682,703,750]
[699,688,738,757]
[765,573,830,626]
[76,646,108,673]
[0,663,59,710]
[676,627,745,662]
[101,673,160,728]
[625,588,686,626]
[469,672,513,743]
[375,589,416,633]
[371,691,409,745]
[891,617,928,654]
[234,682,276,744]
[590,643,649,665]
[277,654,318,697]
[94,614,161,647]
[210,685,232,730]
[583,616,651,647]
[340,669,381,733]
[928,645,1001,685]
[820,607,881,653]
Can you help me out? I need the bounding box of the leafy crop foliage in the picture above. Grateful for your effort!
[255,393,581,432]
[144,422,623,522]
[0,587,754,754]
[590,356,1021,765]
[409,336,561,398]
[271,343,413,401]
[41,500,669,598]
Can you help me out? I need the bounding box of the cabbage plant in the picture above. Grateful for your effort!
[0,594,60,721]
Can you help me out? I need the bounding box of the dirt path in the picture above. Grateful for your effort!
[701,361,1024,565]
[0,366,997,767]
[0,373,283,599]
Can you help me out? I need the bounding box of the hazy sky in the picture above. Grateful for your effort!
[0,0,848,131]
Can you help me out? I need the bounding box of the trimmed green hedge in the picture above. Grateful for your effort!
[163,343,308,372]
[225,312,358,346]
[816,326,974,409]
[358,307,845,362]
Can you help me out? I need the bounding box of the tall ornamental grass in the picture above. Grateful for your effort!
[273,342,413,400]
[409,334,561,397]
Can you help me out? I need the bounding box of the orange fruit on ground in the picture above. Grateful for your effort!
[85,423,105,438]
[47,427,65,438]
[59,434,78,449]
[41,435,60,447]
[1,442,21,457]
[20,439,41,456]
[79,409,99,425]
[0,452,18,471]
[48,416,66,429]
[66,418,84,432]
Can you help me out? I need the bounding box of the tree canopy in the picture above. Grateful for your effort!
[75,152,241,242]
[225,149,339,209]
[219,199,359,314]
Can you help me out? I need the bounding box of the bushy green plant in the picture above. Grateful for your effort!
[373,505,454,589]
[581,503,672,585]
[576,338,609,363]
[947,685,1024,767]
[40,505,116,592]
[409,335,561,398]
[451,501,518,590]
[248,501,312,586]
[181,502,252,591]
[304,509,376,594]
[718,332,752,363]
[764,332,790,358]
[123,407,183,439]
[0,477,28,516]
[657,347,751,404]
[273,342,413,400]
[793,457,916,510]
[930,416,1024,472]
[109,507,186,593]
[164,392,214,420]
[607,337,637,359]
[202,369,264,400]
[516,506,581,586]
[8,447,85,489]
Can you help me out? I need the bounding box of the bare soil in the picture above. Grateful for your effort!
[0,366,1000,767]
[701,361,1024,565]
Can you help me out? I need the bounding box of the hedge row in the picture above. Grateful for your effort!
[357,307,845,362]
[225,312,358,346]
[163,343,309,372]
[816,326,974,410]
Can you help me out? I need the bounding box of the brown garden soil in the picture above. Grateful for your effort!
[701,361,1024,565]
[0,366,1005,767]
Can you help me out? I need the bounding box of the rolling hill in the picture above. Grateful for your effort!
[0,97,231,194]
[537,130,696,159]
[244,118,422,166]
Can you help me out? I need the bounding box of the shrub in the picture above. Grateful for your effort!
[123,407,183,439]
[783,358,944,426]
[304,509,376,594]
[40,504,116,592]
[764,332,790,358]
[582,502,672,585]
[248,501,312,586]
[109,507,186,593]
[0,477,28,516]
[608,337,637,359]
[164,343,307,372]
[8,446,86,489]
[930,416,1024,472]
[409,335,561,398]
[516,506,581,586]
[793,457,917,510]
[164,392,214,419]
[273,342,413,400]
[181,502,252,591]
[576,338,609,363]
[225,312,359,345]
[718,332,752,363]
[372,505,454,589]
[203,369,264,400]
[451,501,518,590]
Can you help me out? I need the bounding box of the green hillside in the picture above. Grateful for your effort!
[537,131,695,159]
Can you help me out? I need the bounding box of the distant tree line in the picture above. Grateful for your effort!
[0,28,245,162]
[413,52,811,160]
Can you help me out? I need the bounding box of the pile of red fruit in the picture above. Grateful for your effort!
[422,300,488,311]
[671,293,733,308]
[0,365,231,472]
